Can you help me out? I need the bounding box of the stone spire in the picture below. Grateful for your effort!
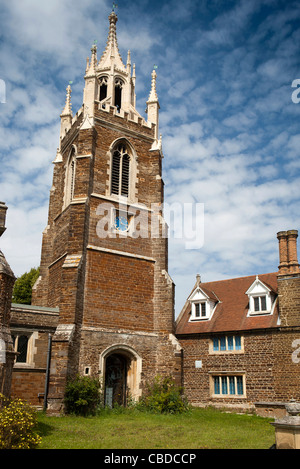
[98,11,126,73]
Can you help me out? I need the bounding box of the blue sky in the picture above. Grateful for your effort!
[0,0,300,316]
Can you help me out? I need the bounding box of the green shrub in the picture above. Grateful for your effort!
[138,375,190,414]
[0,394,41,449]
[64,375,101,416]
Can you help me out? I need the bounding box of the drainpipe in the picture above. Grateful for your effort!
[43,333,52,412]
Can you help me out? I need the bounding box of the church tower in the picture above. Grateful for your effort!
[32,11,182,413]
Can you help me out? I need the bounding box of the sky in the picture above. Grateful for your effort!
[0,0,300,316]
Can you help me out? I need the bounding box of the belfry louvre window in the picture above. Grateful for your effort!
[111,145,130,197]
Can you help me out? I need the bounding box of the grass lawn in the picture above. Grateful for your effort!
[37,407,275,450]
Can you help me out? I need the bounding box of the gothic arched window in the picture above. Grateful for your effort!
[64,147,76,207]
[114,78,123,111]
[111,144,130,198]
[99,76,108,102]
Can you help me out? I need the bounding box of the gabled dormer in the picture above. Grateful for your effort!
[188,281,218,321]
[246,276,277,316]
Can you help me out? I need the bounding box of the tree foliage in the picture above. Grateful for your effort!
[12,267,40,305]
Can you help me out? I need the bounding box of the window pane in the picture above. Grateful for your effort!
[254,297,260,311]
[227,336,234,350]
[16,335,28,363]
[213,337,219,351]
[229,376,235,394]
[260,296,267,311]
[195,303,200,317]
[201,302,206,317]
[220,336,226,351]
[235,336,241,350]
[236,376,243,395]
[221,376,228,394]
[214,376,220,394]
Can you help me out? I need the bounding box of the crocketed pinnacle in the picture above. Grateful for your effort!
[86,44,98,76]
[61,84,72,117]
[148,69,158,102]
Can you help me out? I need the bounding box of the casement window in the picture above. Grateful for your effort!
[195,302,206,318]
[212,375,245,397]
[12,333,31,364]
[211,335,243,353]
[111,144,130,198]
[254,295,267,312]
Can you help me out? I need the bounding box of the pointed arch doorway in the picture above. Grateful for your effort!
[100,345,142,408]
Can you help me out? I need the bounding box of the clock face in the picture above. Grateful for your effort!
[114,215,128,232]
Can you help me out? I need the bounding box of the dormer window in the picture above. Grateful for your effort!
[188,287,217,321]
[246,276,276,316]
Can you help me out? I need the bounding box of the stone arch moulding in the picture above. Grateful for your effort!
[99,343,142,402]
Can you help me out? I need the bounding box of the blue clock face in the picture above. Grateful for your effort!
[114,215,128,232]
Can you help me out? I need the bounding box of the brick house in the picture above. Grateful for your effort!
[1,12,299,416]
[176,230,300,416]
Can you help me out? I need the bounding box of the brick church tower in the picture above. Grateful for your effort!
[32,11,182,413]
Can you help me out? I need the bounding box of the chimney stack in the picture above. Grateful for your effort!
[277,230,300,276]
[0,202,8,237]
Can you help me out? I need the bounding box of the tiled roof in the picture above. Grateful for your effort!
[176,272,279,335]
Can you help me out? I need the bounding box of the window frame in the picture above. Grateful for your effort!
[253,295,267,312]
[11,331,35,367]
[190,300,210,321]
[210,373,246,398]
[210,335,244,354]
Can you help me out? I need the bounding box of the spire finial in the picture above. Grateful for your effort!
[98,6,126,72]
[61,83,72,117]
